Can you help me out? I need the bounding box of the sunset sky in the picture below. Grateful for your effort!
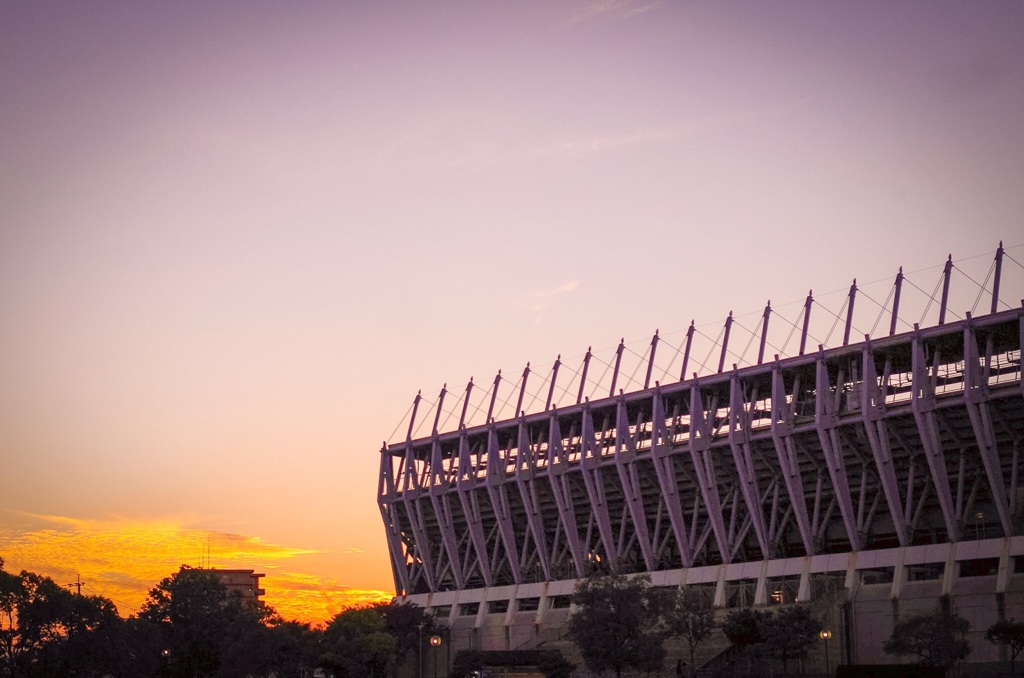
[2,1,1023,625]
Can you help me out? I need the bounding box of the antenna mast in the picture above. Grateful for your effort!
[66,573,85,595]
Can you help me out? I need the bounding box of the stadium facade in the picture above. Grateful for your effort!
[379,245,1024,670]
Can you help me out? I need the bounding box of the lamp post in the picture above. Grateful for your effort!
[417,622,425,678]
[430,635,442,677]
[820,629,832,678]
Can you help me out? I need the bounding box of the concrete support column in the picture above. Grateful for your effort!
[754,560,770,606]
[535,586,549,625]
[845,551,859,596]
[714,565,727,608]
[890,547,907,600]
[997,539,1012,594]
[941,542,956,596]
[798,558,812,602]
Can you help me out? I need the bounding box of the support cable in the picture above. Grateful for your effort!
[465,384,494,426]
[411,397,438,440]
[877,273,917,335]
[437,393,464,434]
[587,352,615,401]
[522,368,552,416]
[747,303,816,360]
[905,272,961,326]
[695,325,726,376]
[388,242,1021,440]
[733,315,764,368]
[388,401,417,444]
[858,284,895,337]
[622,343,652,393]
[758,333,789,361]
[820,296,850,348]
[493,379,521,421]
[778,305,805,357]
[552,360,585,409]
[658,335,687,384]
[957,260,996,315]
[1004,250,1024,271]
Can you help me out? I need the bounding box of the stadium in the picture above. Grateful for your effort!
[379,243,1024,673]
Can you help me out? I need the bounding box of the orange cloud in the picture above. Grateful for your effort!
[0,514,390,625]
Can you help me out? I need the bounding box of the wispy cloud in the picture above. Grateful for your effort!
[525,98,811,165]
[0,513,388,625]
[535,280,581,300]
[571,0,662,23]
[375,124,682,174]
[522,280,580,324]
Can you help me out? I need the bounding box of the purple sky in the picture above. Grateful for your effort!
[2,1,1023,616]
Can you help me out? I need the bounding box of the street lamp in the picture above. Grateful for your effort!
[430,635,442,678]
[820,629,832,678]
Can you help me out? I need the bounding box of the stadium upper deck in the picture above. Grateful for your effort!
[379,245,1024,600]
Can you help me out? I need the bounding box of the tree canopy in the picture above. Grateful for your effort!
[0,557,123,677]
[722,608,766,655]
[723,605,823,676]
[322,604,396,678]
[0,558,442,678]
[321,601,438,678]
[136,565,282,677]
[665,588,715,678]
[760,606,822,675]
[883,607,971,668]
[987,618,1024,676]
[567,573,671,678]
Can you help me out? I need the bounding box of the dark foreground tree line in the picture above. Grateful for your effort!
[566,573,827,678]
[7,555,1024,678]
[0,557,436,677]
[566,575,1024,678]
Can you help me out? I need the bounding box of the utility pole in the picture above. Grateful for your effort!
[66,573,85,595]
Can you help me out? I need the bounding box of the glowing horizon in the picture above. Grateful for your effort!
[0,514,391,625]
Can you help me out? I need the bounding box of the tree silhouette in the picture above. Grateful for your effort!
[0,557,121,676]
[883,607,971,669]
[665,588,714,678]
[567,573,670,678]
[1,560,336,677]
[382,601,438,678]
[986,618,1024,676]
[322,604,397,678]
[760,606,822,676]
[723,606,767,673]
[138,565,275,677]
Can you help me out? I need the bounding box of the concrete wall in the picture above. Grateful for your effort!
[399,536,1024,675]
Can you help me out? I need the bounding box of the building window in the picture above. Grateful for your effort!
[682,583,716,603]
[959,558,999,577]
[549,595,572,609]
[810,572,845,600]
[859,567,894,585]
[724,578,757,608]
[487,600,509,614]
[766,575,800,606]
[458,602,479,616]
[517,597,540,612]
[907,563,944,581]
